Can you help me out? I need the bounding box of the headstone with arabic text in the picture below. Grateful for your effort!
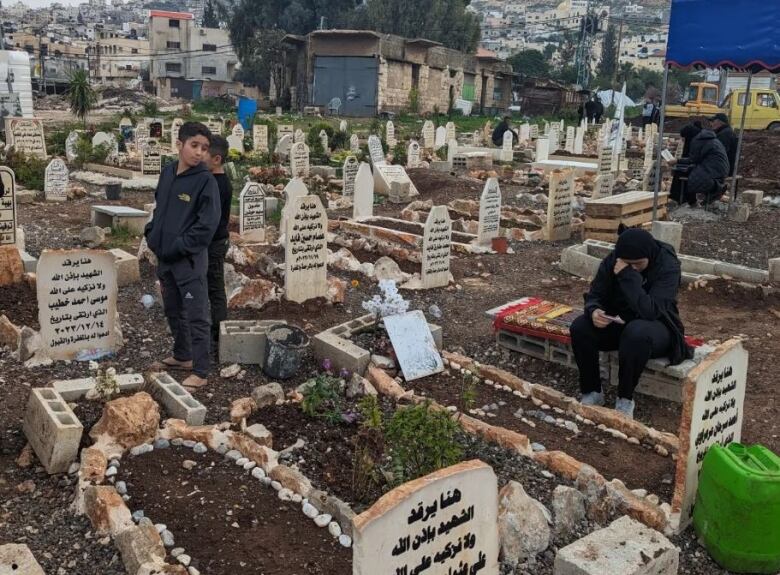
[535,136,549,162]
[170,118,183,150]
[421,206,452,289]
[368,135,385,166]
[277,124,294,140]
[294,128,305,144]
[407,141,421,169]
[574,126,585,155]
[434,126,447,150]
[65,131,80,162]
[253,124,269,153]
[519,123,530,143]
[232,123,245,140]
[386,121,396,148]
[281,178,308,237]
[44,158,69,202]
[565,126,575,153]
[422,120,435,150]
[343,156,359,199]
[239,182,266,242]
[37,250,120,360]
[445,121,456,143]
[353,162,373,220]
[501,130,514,162]
[591,173,614,200]
[478,178,501,245]
[141,141,162,176]
[350,133,360,153]
[6,118,46,158]
[546,169,574,241]
[290,142,310,178]
[0,167,17,246]
[284,195,328,303]
[135,125,150,152]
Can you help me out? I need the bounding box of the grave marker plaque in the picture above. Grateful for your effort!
[501,131,514,162]
[170,118,183,149]
[135,125,150,151]
[277,124,294,139]
[0,167,17,245]
[294,128,305,144]
[350,133,360,152]
[407,141,421,169]
[445,121,456,143]
[519,123,530,143]
[546,169,574,241]
[671,340,748,532]
[478,177,501,245]
[253,124,269,153]
[6,118,46,158]
[422,120,435,150]
[232,123,245,140]
[434,126,447,150]
[384,310,444,381]
[319,129,328,151]
[574,126,585,155]
[386,121,396,148]
[343,156,359,198]
[565,126,575,153]
[530,124,539,140]
[368,135,385,165]
[591,173,614,200]
[44,158,69,202]
[37,249,120,360]
[141,141,162,175]
[598,145,614,174]
[65,131,80,162]
[290,142,310,178]
[535,136,549,162]
[239,182,266,242]
[421,206,451,289]
[353,162,373,220]
[285,194,327,303]
[352,460,499,575]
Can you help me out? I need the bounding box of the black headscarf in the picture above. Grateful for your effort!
[614,228,660,262]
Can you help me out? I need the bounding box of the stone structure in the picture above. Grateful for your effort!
[0,167,17,246]
[285,195,328,303]
[170,117,183,149]
[6,118,46,158]
[253,124,269,152]
[407,141,421,169]
[290,142,310,178]
[368,134,385,165]
[141,141,162,175]
[22,387,82,474]
[353,162,374,220]
[239,182,266,242]
[422,120,435,150]
[421,205,452,288]
[386,121,396,147]
[343,156,359,198]
[546,169,575,241]
[434,126,447,150]
[478,177,501,245]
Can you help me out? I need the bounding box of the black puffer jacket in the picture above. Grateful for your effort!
[715,125,738,176]
[687,130,729,198]
[583,241,692,365]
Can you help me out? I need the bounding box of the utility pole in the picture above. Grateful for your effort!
[613,16,624,87]
[575,0,592,89]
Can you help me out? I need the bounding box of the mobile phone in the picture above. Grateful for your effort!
[602,314,625,325]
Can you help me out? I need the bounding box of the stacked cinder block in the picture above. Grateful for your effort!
[22,388,83,473]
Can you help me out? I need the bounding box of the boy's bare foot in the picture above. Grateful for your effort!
[182,374,208,389]
[151,357,193,371]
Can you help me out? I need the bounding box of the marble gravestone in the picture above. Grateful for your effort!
[519,123,530,143]
[529,124,539,140]
[281,178,308,237]
[546,169,575,241]
[478,177,501,245]
[671,340,748,532]
[253,124,269,153]
[574,126,585,155]
[141,141,162,176]
[44,158,69,202]
[421,206,452,289]
[591,173,614,200]
[232,123,245,140]
[374,164,418,196]
[227,123,245,153]
[548,127,559,154]
[535,136,549,162]
[170,118,183,149]
[565,126,575,153]
[239,182,266,242]
[37,249,120,360]
[277,124,294,140]
[386,121,396,148]
[407,141,421,169]
[352,460,499,575]
[135,125,150,151]
[368,135,385,166]
[500,130,514,162]
[384,310,444,381]
[319,129,328,152]
[339,120,348,132]
[65,131,80,162]
[6,118,46,158]
[445,121,456,143]
[350,133,360,152]
[342,156,359,199]
[294,128,305,144]
[285,195,328,304]
[422,120,435,150]
[434,126,447,150]
[353,162,374,220]
[0,167,17,245]
[447,139,458,167]
[290,142,310,178]
[275,134,293,157]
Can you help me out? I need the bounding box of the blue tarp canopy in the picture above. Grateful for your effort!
[666,0,780,72]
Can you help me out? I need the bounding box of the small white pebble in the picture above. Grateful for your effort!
[328,521,342,538]
[338,534,352,548]
[314,513,332,527]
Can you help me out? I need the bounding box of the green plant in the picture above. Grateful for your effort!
[436,143,448,161]
[352,395,386,501]
[142,100,160,117]
[329,130,348,151]
[47,125,80,157]
[358,395,382,431]
[267,203,282,225]
[392,141,407,166]
[2,149,46,190]
[301,373,344,423]
[192,96,233,116]
[385,401,462,485]
[408,88,420,113]
[105,225,137,250]
[67,69,97,127]
[461,371,477,412]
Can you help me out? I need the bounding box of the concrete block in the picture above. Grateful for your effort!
[109,248,141,287]
[560,244,600,279]
[651,221,682,252]
[22,387,83,474]
[431,160,451,172]
[0,543,45,575]
[19,250,37,273]
[218,319,286,365]
[741,189,764,207]
[15,189,37,204]
[727,202,750,223]
[52,373,144,401]
[770,258,780,282]
[150,372,206,425]
[713,261,769,284]
[678,254,717,275]
[312,331,371,376]
[554,515,678,575]
[583,239,614,259]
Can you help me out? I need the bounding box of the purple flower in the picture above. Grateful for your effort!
[339,368,351,380]
[341,411,358,424]
[321,358,333,372]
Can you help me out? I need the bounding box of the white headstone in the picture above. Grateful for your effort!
[135,124,150,151]
[339,120,348,132]
[119,116,133,129]
[275,106,283,117]
[519,123,530,143]
[374,164,418,196]
[227,135,244,154]
[353,162,374,220]
[447,139,458,167]
[671,340,748,532]
[92,131,117,155]
[37,249,120,360]
[592,173,614,200]
[546,169,574,241]
[239,182,266,242]
[565,126,575,153]
[44,158,69,202]
[319,129,328,152]
[384,310,444,381]
[293,128,305,144]
[535,136,549,162]
[285,194,328,303]
[65,131,80,162]
[141,141,162,175]
[275,134,293,157]
[407,141,421,169]
[0,167,17,246]
[6,118,46,158]
[253,124,269,153]
[472,130,481,146]
[548,128,559,154]
[277,124,294,140]
[352,460,499,575]
[342,156,359,199]
[231,123,245,140]
[478,177,501,245]
[434,126,447,150]
[386,121,396,148]
[500,130,514,162]
[422,120,435,150]
[574,126,585,155]
[170,118,183,150]
[368,135,385,166]
[350,133,360,153]
[421,206,451,289]
[205,117,222,134]
[290,142,310,178]
[281,178,308,235]
[445,121,456,143]
[530,124,539,140]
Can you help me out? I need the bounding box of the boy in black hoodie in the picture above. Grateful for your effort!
[145,121,220,388]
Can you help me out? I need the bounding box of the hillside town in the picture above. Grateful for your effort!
[0,0,778,575]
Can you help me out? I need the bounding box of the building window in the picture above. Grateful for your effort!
[202,43,217,51]
[167,41,180,49]
[202,66,216,75]
[169,19,180,28]
[165,62,182,73]
[131,48,138,54]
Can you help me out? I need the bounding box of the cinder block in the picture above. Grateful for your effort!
[22,388,83,474]
[431,160,451,172]
[560,244,600,279]
[770,258,780,282]
[727,202,750,223]
[52,373,144,401]
[651,221,682,252]
[0,543,45,575]
[109,248,141,287]
[218,319,286,365]
[150,372,207,425]
[19,250,37,273]
[497,329,549,360]
[583,239,614,259]
[741,189,764,207]
[312,331,371,376]
[608,353,686,403]
[713,261,769,284]
[554,515,678,575]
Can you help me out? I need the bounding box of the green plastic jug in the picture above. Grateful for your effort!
[693,443,780,574]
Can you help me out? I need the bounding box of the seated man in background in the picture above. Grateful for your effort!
[666,128,729,206]
[492,115,518,146]
[569,229,692,419]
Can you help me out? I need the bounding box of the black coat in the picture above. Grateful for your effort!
[491,121,517,146]
[687,130,730,198]
[715,125,738,176]
[583,241,692,365]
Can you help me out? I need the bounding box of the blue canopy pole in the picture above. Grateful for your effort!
[730,70,752,200]
[652,63,670,221]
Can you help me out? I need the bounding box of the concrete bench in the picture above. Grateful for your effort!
[91,205,149,234]
[22,388,83,473]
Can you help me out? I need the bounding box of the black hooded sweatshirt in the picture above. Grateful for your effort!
[583,232,692,365]
[145,161,220,263]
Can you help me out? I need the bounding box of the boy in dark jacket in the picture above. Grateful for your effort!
[569,229,691,419]
[204,134,233,343]
[145,122,219,388]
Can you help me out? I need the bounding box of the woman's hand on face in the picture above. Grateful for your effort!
[591,309,611,329]
[614,258,629,275]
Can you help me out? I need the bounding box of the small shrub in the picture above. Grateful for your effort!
[142,100,160,117]
[329,130,348,151]
[461,371,477,412]
[3,148,46,190]
[392,142,407,166]
[301,372,344,423]
[436,143,448,161]
[385,401,462,485]
[408,88,420,113]
[352,395,386,501]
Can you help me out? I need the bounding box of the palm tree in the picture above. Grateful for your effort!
[67,68,97,127]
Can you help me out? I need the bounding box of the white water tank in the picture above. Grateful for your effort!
[0,50,34,117]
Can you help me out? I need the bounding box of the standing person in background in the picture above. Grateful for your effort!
[709,113,738,176]
[204,134,233,345]
[145,122,219,389]
[492,115,518,146]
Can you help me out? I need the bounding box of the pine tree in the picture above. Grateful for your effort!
[599,24,617,81]
[202,0,219,28]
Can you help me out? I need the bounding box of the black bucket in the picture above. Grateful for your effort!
[105,183,122,200]
[263,324,310,380]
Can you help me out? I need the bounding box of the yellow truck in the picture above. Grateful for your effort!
[665,82,780,130]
